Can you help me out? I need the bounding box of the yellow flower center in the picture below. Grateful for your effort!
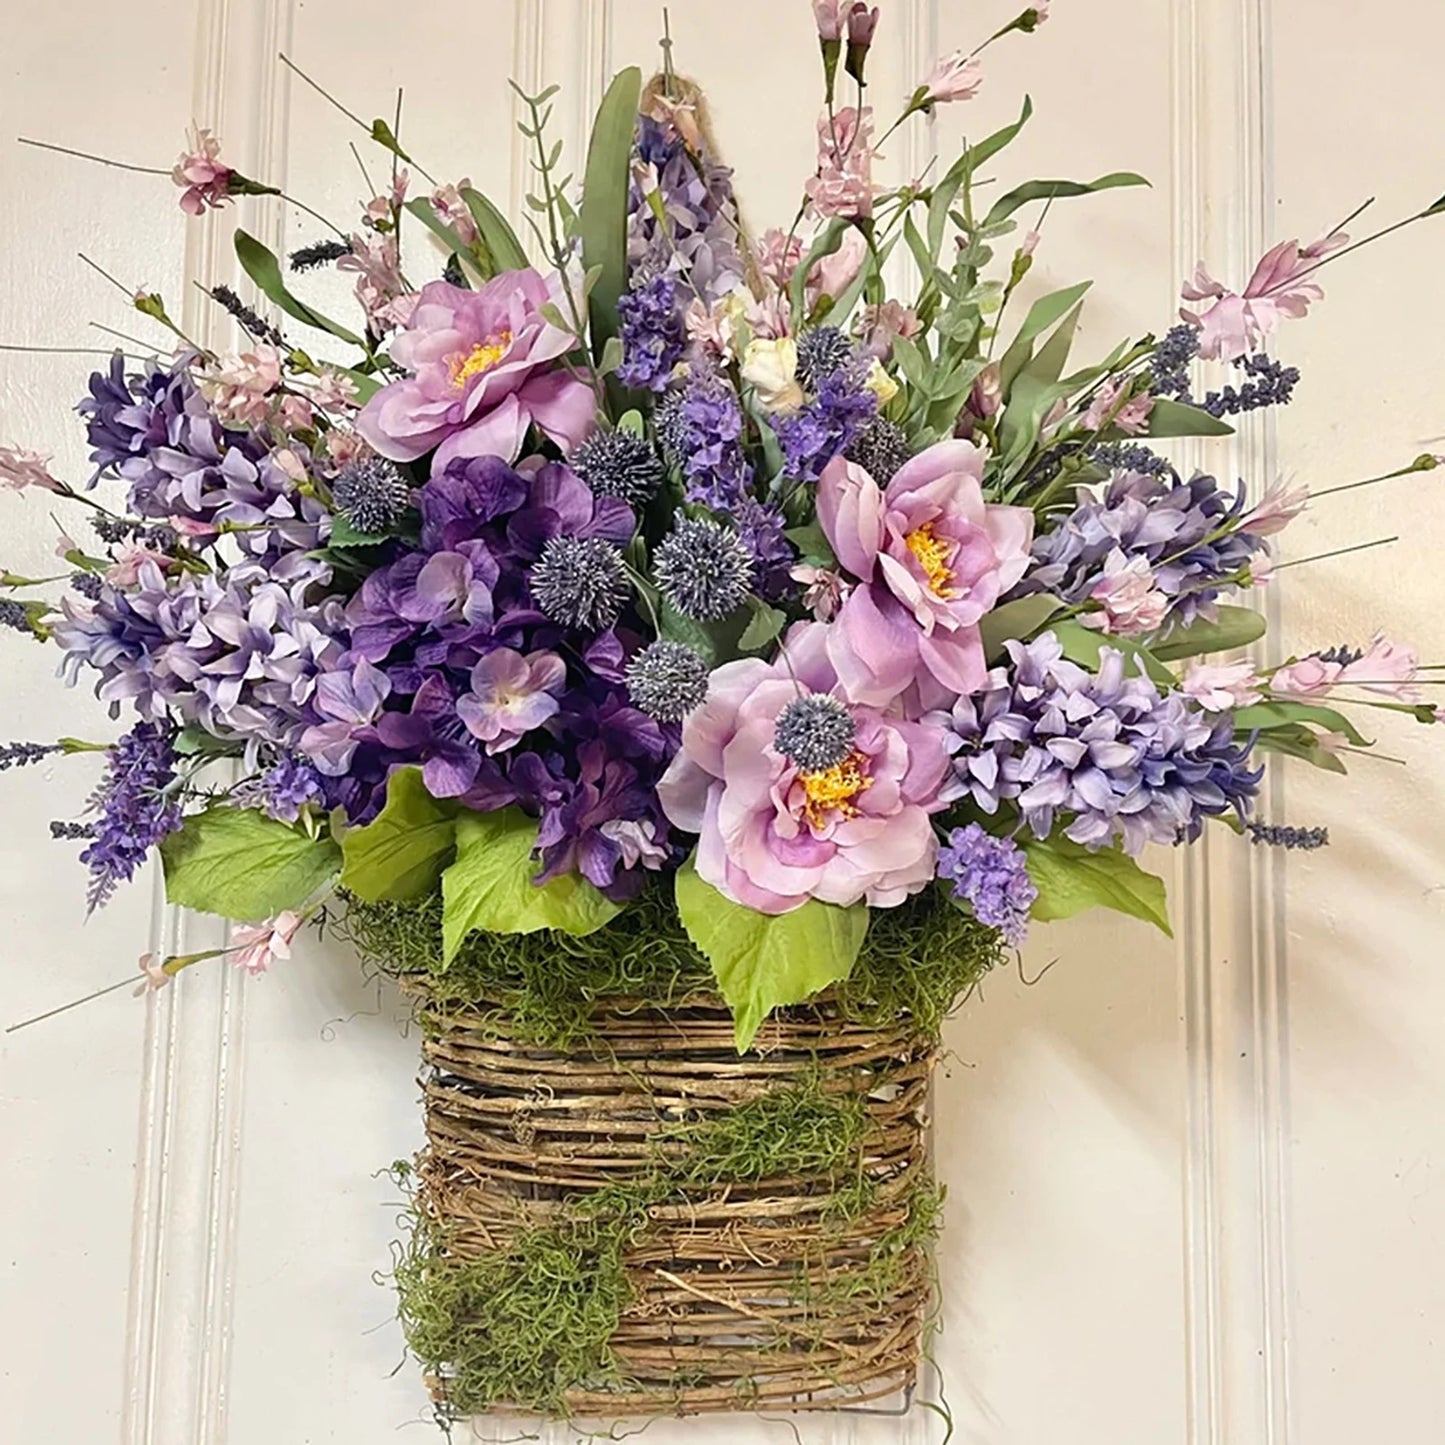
[800,751,873,830]
[450,332,513,386]
[905,521,958,598]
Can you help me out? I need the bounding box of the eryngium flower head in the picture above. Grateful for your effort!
[653,513,753,620]
[845,416,913,486]
[625,640,711,722]
[773,693,856,772]
[796,325,856,390]
[570,429,666,508]
[529,535,630,631]
[330,456,412,534]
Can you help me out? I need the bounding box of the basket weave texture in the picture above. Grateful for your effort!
[406,983,938,1421]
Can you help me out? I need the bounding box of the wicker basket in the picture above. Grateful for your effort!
[402,982,939,1422]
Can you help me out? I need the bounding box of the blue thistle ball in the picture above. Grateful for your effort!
[530,535,630,631]
[570,429,666,507]
[845,417,913,485]
[625,640,711,722]
[773,694,857,773]
[653,513,753,621]
[330,456,413,534]
[796,326,856,391]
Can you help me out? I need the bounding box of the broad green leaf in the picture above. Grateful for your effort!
[338,367,382,404]
[233,231,364,346]
[403,197,486,279]
[440,807,621,964]
[1052,619,1176,687]
[998,372,1074,464]
[579,66,642,363]
[1150,606,1267,661]
[998,281,1092,392]
[328,513,395,548]
[984,172,1150,229]
[738,600,786,652]
[160,807,341,921]
[1023,834,1172,936]
[1029,300,1084,385]
[674,857,869,1052]
[893,334,931,394]
[1254,727,1350,775]
[338,767,460,903]
[785,521,838,568]
[1145,397,1235,438]
[460,186,530,273]
[1233,699,1369,747]
[979,595,1062,660]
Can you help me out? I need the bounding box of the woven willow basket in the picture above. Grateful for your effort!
[402,982,939,1421]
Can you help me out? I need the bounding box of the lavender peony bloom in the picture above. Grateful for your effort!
[657,621,952,913]
[356,272,596,471]
[816,439,1034,708]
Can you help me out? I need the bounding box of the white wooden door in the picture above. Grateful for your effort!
[3,2,1443,1442]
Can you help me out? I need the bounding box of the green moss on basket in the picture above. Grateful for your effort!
[339,877,1003,1048]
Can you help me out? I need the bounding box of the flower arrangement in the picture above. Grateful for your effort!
[4,2,1440,1053]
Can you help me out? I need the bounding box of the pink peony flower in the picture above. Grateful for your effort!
[1180,229,1348,361]
[657,621,953,913]
[0,444,65,493]
[1183,660,1264,712]
[805,107,876,220]
[172,127,232,215]
[355,271,595,471]
[430,179,479,245]
[816,440,1034,708]
[1080,550,1170,636]
[1082,377,1154,435]
[1243,478,1309,536]
[456,647,566,753]
[922,53,984,105]
[230,911,304,976]
[203,345,284,426]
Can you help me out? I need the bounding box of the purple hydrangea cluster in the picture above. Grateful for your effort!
[53,552,347,755]
[615,272,685,392]
[774,361,877,484]
[299,454,675,898]
[936,824,1038,946]
[628,114,746,306]
[731,497,796,599]
[79,720,183,910]
[666,371,753,510]
[1021,468,1269,628]
[939,633,1262,855]
[80,353,328,558]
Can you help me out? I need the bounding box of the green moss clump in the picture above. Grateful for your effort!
[339,878,1002,1048]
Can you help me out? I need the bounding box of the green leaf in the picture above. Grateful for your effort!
[1052,619,1176,687]
[1023,834,1172,936]
[1150,606,1267,662]
[459,186,530,273]
[1232,699,1370,747]
[160,807,340,921]
[403,196,486,279]
[233,231,364,346]
[789,218,847,324]
[328,512,395,548]
[440,807,621,964]
[674,857,869,1052]
[579,66,642,365]
[979,595,1062,660]
[1145,397,1235,438]
[1254,726,1350,774]
[738,600,786,652]
[998,281,1092,392]
[963,95,1034,172]
[338,767,460,903]
[338,367,382,404]
[984,173,1150,229]
[785,521,838,568]
[617,408,646,436]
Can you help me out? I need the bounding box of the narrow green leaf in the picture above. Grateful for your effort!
[1023,834,1172,936]
[998,280,1092,393]
[160,807,340,921]
[338,767,460,903]
[1254,728,1350,774]
[440,807,622,965]
[460,186,530,273]
[233,230,364,346]
[338,367,382,404]
[984,172,1150,228]
[403,196,486,279]
[1145,397,1236,438]
[579,66,643,364]
[979,595,1062,660]
[789,217,847,323]
[674,857,869,1052]
[1052,619,1176,687]
[1150,605,1267,662]
[1232,699,1370,747]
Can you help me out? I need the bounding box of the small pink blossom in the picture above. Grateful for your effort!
[105,543,173,589]
[859,300,921,358]
[271,447,310,484]
[170,515,220,539]
[1271,634,1421,704]
[1181,228,1348,361]
[310,369,360,412]
[276,394,315,433]
[1243,478,1309,536]
[172,127,233,216]
[1020,229,1042,258]
[1081,551,1170,637]
[847,4,879,46]
[684,296,739,361]
[745,288,793,341]
[1249,551,1275,586]
[338,232,414,334]
[813,0,848,40]
[1183,660,1264,712]
[805,107,876,220]
[327,431,369,469]
[204,345,285,426]
[1269,655,1338,699]
[756,228,805,289]
[1082,378,1154,435]
[230,911,304,977]
[791,562,850,622]
[54,528,80,558]
[134,953,174,996]
[430,179,479,245]
[1316,729,1351,754]
[808,225,868,305]
[922,53,984,105]
[967,365,1003,423]
[0,444,65,493]
[1029,0,1052,23]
